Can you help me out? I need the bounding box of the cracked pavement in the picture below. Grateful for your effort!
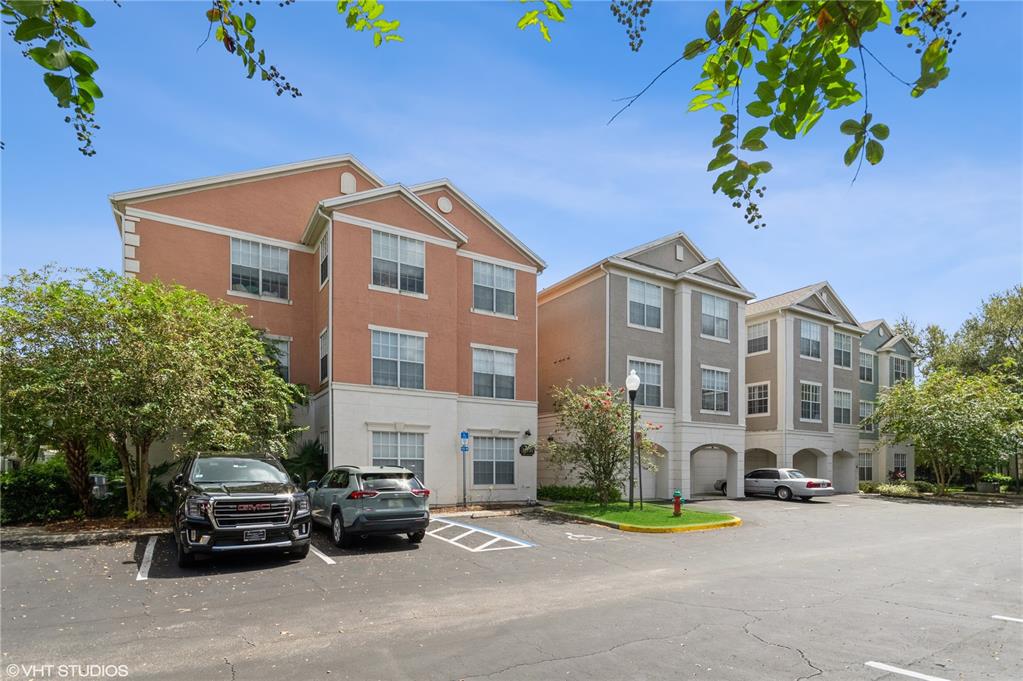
[1,496,1020,680]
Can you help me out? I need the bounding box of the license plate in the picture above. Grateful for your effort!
[243,529,266,542]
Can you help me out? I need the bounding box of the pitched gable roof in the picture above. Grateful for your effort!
[746,283,823,317]
[686,258,744,289]
[747,281,862,328]
[614,231,709,264]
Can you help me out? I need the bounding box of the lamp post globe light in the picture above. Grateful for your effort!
[625,369,641,509]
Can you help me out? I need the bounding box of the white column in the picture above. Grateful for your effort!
[728,449,746,499]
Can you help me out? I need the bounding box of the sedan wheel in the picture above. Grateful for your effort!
[776,486,793,501]
[721,483,727,497]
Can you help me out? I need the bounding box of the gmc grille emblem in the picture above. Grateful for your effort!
[236,503,272,511]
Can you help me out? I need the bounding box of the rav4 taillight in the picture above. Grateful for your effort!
[348,490,380,500]
[411,488,431,498]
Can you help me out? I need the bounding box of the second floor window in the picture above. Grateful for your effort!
[800,382,821,421]
[319,329,329,383]
[231,238,289,300]
[860,401,875,432]
[319,231,329,286]
[892,357,911,383]
[800,320,821,359]
[628,359,662,407]
[268,338,290,383]
[833,390,852,425]
[747,321,769,354]
[473,261,516,315]
[372,329,425,389]
[701,294,730,339]
[859,351,874,383]
[473,347,516,399]
[747,383,769,416]
[701,368,729,413]
[372,230,425,294]
[628,278,661,330]
[834,332,852,368]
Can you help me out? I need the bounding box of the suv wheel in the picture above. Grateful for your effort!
[407,530,426,544]
[176,532,196,568]
[775,486,793,501]
[331,512,352,548]
[288,544,310,559]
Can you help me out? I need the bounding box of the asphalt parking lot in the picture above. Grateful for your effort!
[2,495,1020,680]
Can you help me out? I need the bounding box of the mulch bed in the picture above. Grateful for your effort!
[33,515,170,533]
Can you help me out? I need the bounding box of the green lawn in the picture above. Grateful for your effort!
[550,502,736,528]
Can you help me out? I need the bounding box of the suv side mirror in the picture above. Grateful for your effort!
[306,481,319,492]
[291,474,302,485]
[173,473,184,486]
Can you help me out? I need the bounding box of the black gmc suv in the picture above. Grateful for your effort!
[171,452,312,567]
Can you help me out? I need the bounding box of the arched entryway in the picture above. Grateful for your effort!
[745,448,777,473]
[689,443,740,498]
[792,448,825,477]
[832,450,857,493]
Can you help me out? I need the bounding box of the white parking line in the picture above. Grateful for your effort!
[991,614,1023,623]
[426,518,533,553]
[864,661,950,681]
[309,545,336,565]
[136,536,157,581]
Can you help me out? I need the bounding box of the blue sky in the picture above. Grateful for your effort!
[2,1,1020,333]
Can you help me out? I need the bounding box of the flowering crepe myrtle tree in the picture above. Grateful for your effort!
[544,383,664,507]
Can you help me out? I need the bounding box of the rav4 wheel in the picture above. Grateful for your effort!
[776,486,793,501]
[408,530,426,544]
[331,512,352,548]
[175,531,196,568]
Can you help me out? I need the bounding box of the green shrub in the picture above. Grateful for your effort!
[980,472,1012,485]
[538,485,622,504]
[910,480,936,494]
[858,482,880,494]
[877,483,922,498]
[0,457,80,524]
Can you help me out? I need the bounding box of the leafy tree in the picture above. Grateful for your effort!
[931,286,1023,383]
[545,383,662,507]
[282,439,328,486]
[4,1,963,225]
[870,368,1022,495]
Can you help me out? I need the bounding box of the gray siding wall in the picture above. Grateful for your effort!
[792,316,829,432]
[858,328,883,441]
[537,276,606,414]
[625,239,702,274]
[608,273,675,408]
[832,331,860,425]
[745,317,777,431]
[691,290,740,425]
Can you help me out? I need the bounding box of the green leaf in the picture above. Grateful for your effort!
[722,11,744,40]
[869,123,890,140]
[53,1,95,27]
[839,119,860,135]
[13,16,54,42]
[711,130,736,147]
[707,154,737,172]
[750,161,773,174]
[244,13,256,31]
[705,10,720,39]
[865,139,884,165]
[683,38,706,59]
[7,1,49,18]
[760,12,781,38]
[755,61,782,80]
[42,72,73,107]
[742,126,768,143]
[373,31,382,47]
[746,101,773,118]
[27,41,68,71]
[844,139,864,166]
[720,114,736,125]
[754,81,777,103]
[741,138,767,152]
[75,74,102,99]
[771,115,796,140]
[68,51,98,76]
[517,10,539,29]
[860,112,873,129]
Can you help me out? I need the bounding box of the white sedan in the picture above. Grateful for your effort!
[715,468,834,501]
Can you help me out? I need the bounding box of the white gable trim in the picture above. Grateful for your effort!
[687,258,745,290]
[122,207,315,253]
[333,212,458,249]
[457,249,537,274]
[318,185,468,244]
[614,231,709,264]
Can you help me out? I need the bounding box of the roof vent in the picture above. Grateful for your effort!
[340,171,357,194]
[437,196,453,214]
[675,244,685,261]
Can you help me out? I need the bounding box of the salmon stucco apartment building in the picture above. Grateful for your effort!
[109,155,546,506]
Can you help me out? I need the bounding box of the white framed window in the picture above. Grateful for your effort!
[319,231,329,286]
[372,230,425,294]
[834,332,852,368]
[701,293,730,340]
[701,367,729,413]
[833,389,852,425]
[799,381,821,422]
[231,238,289,300]
[372,431,425,482]
[859,401,874,432]
[473,261,516,316]
[799,320,821,359]
[859,351,874,383]
[318,329,329,383]
[268,338,290,383]
[627,278,662,330]
[473,347,516,399]
[892,356,911,383]
[371,329,425,389]
[473,436,515,485]
[628,358,662,407]
[746,382,769,416]
[858,453,873,481]
[747,321,769,354]
[893,452,908,477]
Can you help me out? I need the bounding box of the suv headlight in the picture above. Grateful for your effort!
[185,496,210,520]
[294,494,310,516]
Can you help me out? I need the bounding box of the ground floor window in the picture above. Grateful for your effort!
[473,436,515,485]
[371,431,425,481]
[893,452,908,478]
[858,453,872,481]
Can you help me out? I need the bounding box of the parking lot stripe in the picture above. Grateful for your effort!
[433,517,535,547]
[425,518,533,552]
[449,529,477,542]
[991,615,1023,623]
[864,661,950,681]
[309,545,336,565]
[136,536,157,581]
[475,536,502,550]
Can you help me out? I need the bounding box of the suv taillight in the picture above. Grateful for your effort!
[411,488,430,498]
[349,490,379,500]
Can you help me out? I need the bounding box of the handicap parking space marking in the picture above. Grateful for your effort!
[564,531,619,542]
[135,536,157,581]
[865,661,950,681]
[309,544,336,565]
[427,517,533,553]
[991,614,1023,623]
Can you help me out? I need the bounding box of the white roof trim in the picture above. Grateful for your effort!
[614,231,709,263]
[123,207,315,253]
[315,184,468,244]
[409,179,546,271]
[109,154,385,204]
[686,257,746,291]
[810,282,862,327]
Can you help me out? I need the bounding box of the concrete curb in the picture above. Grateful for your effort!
[434,506,542,520]
[541,509,742,534]
[1,526,169,548]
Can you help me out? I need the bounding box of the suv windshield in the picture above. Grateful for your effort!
[192,457,289,484]
[360,473,423,492]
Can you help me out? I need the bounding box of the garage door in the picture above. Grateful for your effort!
[745,449,775,473]
[792,450,819,477]
[691,449,727,494]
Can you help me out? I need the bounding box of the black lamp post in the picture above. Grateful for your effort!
[626,369,640,510]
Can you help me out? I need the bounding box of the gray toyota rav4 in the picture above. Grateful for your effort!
[307,466,430,547]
